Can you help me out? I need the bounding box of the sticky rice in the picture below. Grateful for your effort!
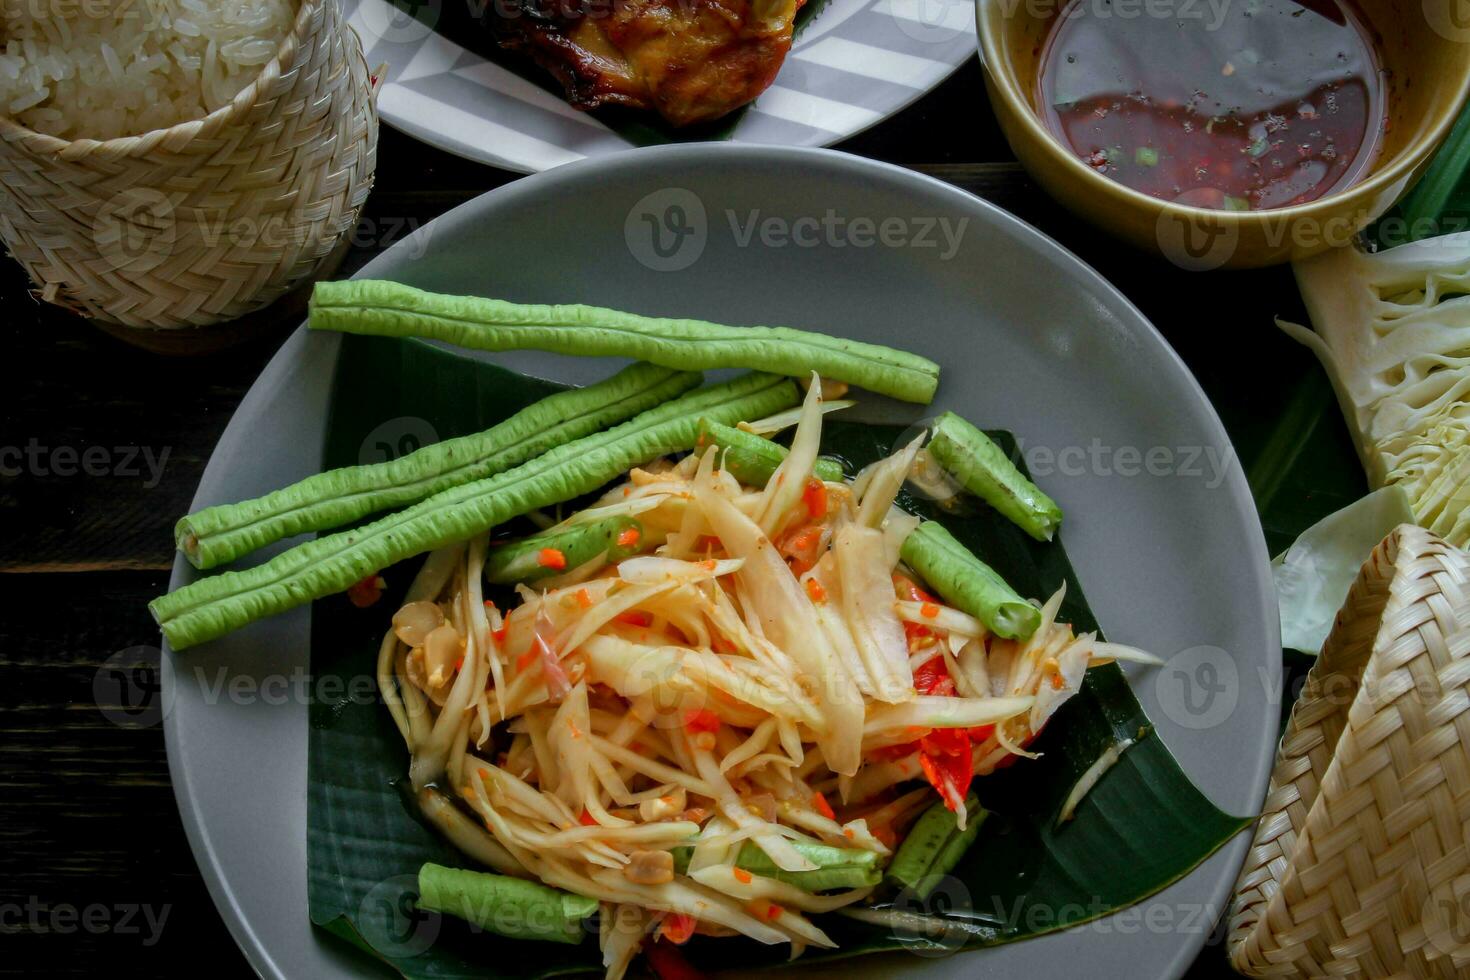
[0,0,298,139]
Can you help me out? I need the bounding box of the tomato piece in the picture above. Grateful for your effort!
[802,478,828,520]
[893,573,937,604]
[683,709,719,734]
[869,740,920,762]
[347,574,385,608]
[777,525,824,574]
[645,939,706,980]
[912,657,955,697]
[658,913,698,946]
[920,727,969,758]
[906,624,944,656]
[967,724,995,742]
[579,808,598,826]
[919,748,973,812]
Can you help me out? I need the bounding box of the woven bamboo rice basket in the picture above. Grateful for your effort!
[1229,524,1470,978]
[0,0,377,343]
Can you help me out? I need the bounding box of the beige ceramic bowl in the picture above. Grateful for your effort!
[977,0,1470,268]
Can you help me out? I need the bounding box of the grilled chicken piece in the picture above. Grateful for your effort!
[487,0,803,126]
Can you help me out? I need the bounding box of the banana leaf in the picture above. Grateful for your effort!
[307,335,1251,978]
[1366,100,1470,250]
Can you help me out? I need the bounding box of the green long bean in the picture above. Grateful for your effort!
[485,516,644,585]
[886,796,986,898]
[694,418,845,486]
[416,863,596,944]
[671,841,881,892]
[150,373,798,650]
[928,412,1062,542]
[900,521,1041,640]
[176,363,699,570]
[309,280,941,404]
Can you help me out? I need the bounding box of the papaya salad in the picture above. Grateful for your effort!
[150,282,1162,979]
[377,382,1157,978]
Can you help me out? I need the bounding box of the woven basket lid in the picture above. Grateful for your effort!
[0,0,377,334]
[1229,523,1470,978]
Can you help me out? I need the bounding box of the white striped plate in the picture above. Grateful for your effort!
[344,0,977,172]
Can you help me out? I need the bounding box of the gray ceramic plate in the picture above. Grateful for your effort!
[163,145,1278,980]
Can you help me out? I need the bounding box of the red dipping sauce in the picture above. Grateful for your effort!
[1037,0,1387,211]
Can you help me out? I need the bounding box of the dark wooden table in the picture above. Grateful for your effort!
[0,56,1358,978]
